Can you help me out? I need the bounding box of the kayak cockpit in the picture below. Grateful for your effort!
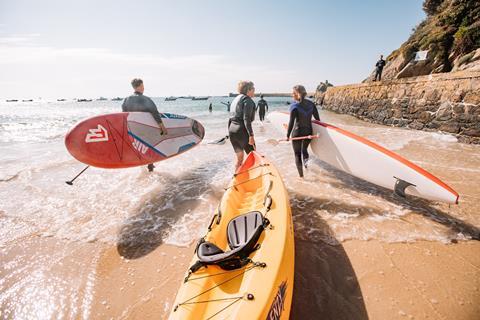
[190,211,270,272]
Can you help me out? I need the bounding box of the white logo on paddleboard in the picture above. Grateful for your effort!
[132,139,148,154]
[85,124,109,143]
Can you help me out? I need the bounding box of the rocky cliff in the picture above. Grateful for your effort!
[366,0,480,81]
[319,70,480,144]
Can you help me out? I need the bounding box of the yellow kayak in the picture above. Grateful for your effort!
[169,151,295,320]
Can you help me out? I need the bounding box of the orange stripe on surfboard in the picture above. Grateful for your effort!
[279,111,459,203]
[312,119,459,203]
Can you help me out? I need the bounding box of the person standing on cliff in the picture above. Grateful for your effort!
[374,55,386,81]
[256,95,268,121]
[122,78,167,172]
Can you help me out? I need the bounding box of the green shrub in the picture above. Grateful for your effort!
[454,24,480,55]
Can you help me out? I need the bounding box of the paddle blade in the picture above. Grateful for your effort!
[208,135,229,145]
[267,139,281,146]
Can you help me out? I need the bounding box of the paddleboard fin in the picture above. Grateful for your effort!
[393,176,416,198]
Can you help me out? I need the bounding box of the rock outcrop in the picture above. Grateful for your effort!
[365,0,480,81]
[318,70,480,144]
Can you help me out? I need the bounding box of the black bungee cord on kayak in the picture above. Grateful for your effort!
[233,163,270,177]
[225,172,273,191]
[174,261,266,318]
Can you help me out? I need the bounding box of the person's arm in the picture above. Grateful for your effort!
[149,106,163,124]
[265,101,268,112]
[312,103,320,121]
[243,99,255,136]
[287,109,297,138]
[145,98,167,134]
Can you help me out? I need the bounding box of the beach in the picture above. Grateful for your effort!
[1,98,479,319]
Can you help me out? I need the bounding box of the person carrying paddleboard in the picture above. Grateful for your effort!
[287,85,320,178]
[256,94,268,121]
[122,78,167,172]
[228,80,256,171]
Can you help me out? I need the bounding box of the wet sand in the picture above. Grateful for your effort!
[6,233,476,319]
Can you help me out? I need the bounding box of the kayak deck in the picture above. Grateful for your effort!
[170,152,294,319]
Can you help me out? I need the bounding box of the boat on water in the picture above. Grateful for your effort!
[96,97,108,101]
[170,151,294,320]
[111,97,123,101]
[77,99,92,102]
[57,99,67,101]
[22,99,33,102]
[6,99,18,102]
[192,96,210,100]
[165,96,177,101]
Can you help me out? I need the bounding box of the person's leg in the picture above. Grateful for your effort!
[378,70,382,81]
[302,139,312,168]
[235,151,244,172]
[292,140,304,177]
[229,131,244,171]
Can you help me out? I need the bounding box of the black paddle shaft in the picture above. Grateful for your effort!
[66,166,90,185]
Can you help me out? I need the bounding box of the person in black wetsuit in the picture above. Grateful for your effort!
[208,103,213,113]
[287,85,320,178]
[256,95,268,121]
[374,55,386,81]
[228,80,256,171]
[122,78,167,172]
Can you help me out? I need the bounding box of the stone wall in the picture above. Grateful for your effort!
[317,71,480,144]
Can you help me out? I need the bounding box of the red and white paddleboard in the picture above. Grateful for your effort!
[268,111,459,204]
[65,112,205,168]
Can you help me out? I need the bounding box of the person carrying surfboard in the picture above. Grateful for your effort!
[228,80,256,171]
[287,85,320,178]
[122,78,167,172]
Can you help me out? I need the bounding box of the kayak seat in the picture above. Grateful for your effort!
[194,211,268,271]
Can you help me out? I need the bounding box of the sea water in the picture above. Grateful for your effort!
[1,97,479,247]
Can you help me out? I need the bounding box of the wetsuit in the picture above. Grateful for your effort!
[257,98,268,121]
[228,94,256,154]
[287,99,320,177]
[122,91,163,172]
[121,92,163,123]
[374,59,386,81]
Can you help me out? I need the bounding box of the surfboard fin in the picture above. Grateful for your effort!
[393,176,416,198]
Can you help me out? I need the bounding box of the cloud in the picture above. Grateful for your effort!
[0,33,297,97]
[0,33,41,45]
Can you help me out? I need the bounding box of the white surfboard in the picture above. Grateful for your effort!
[268,111,459,204]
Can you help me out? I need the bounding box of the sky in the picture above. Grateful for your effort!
[0,0,425,99]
